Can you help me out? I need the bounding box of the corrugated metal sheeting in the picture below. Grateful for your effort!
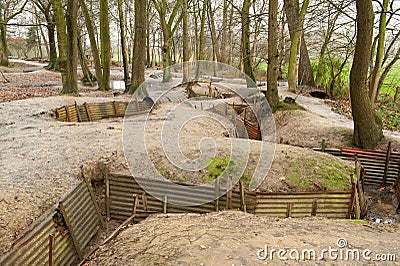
[0,181,102,265]
[341,147,400,186]
[53,100,151,122]
[0,207,78,266]
[254,191,353,218]
[314,146,400,186]
[108,174,349,220]
[108,174,251,221]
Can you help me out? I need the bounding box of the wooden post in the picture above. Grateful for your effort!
[105,167,110,221]
[351,172,361,219]
[75,101,82,122]
[163,196,168,214]
[113,101,118,116]
[49,233,54,266]
[348,174,356,219]
[239,180,246,213]
[55,108,60,119]
[64,106,71,122]
[225,177,232,210]
[132,194,139,221]
[382,141,392,186]
[321,139,325,152]
[311,199,318,216]
[286,203,293,218]
[59,202,83,259]
[142,192,148,212]
[84,177,105,228]
[84,102,92,122]
[214,179,220,211]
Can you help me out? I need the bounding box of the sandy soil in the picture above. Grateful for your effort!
[88,211,400,265]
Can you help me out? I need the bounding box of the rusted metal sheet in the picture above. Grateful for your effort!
[0,207,77,266]
[59,182,100,257]
[254,191,352,218]
[53,101,149,122]
[235,116,261,140]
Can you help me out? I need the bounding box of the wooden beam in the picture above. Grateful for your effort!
[382,141,392,186]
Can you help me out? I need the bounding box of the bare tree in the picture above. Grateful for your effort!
[350,0,383,148]
[266,0,279,109]
[0,0,28,66]
[128,0,146,93]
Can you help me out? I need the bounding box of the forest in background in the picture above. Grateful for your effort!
[1,0,400,148]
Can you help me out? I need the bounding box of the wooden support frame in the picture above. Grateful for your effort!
[59,202,83,259]
[84,177,105,228]
[382,141,392,186]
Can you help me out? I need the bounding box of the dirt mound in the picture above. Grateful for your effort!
[88,211,400,265]
[274,109,400,151]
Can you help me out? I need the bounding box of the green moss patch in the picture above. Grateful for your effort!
[285,156,353,191]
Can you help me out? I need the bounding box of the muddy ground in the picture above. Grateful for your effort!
[1,61,400,264]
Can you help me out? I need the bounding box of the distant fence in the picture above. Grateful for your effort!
[53,100,151,122]
[0,180,103,266]
[107,173,356,221]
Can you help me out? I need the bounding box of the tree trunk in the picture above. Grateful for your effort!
[182,0,189,83]
[350,0,383,149]
[0,12,9,66]
[298,36,314,86]
[117,0,130,85]
[128,0,146,94]
[47,17,58,68]
[80,0,102,86]
[369,0,389,103]
[78,29,95,86]
[241,0,256,85]
[207,0,221,63]
[51,0,67,86]
[62,0,78,95]
[284,0,311,91]
[220,0,229,64]
[266,0,279,110]
[100,0,111,91]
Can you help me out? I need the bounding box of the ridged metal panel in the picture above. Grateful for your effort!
[54,101,133,122]
[254,191,352,218]
[60,182,100,253]
[0,207,77,266]
[109,174,245,220]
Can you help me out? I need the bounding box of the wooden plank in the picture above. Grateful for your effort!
[163,196,168,214]
[286,203,293,218]
[84,102,92,122]
[226,177,232,210]
[214,179,220,211]
[75,101,82,122]
[311,199,318,216]
[64,106,71,122]
[382,142,392,186]
[49,233,54,266]
[84,178,105,228]
[142,192,148,212]
[240,180,246,213]
[59,202,83,259]
[113,101,118,116]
